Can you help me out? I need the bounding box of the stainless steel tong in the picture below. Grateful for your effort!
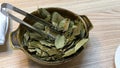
[1,3,61,41]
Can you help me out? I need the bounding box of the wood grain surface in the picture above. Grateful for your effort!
[0,0,120,68]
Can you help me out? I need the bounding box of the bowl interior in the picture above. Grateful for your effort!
[18,7,85,65]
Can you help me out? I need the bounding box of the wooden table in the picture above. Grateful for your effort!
[0,0,120,68]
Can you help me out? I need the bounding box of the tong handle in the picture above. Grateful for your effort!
[1,3,60,32]
[1,3,55,41]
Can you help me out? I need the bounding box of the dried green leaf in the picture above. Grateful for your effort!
[41,52,48,57]
[49,30,58,37]
[39,40,54,47]
[47,47,60,56]
[72,20,82,36]
[35,48,42,55]
[52,12,64,27]
[67,20,82,42]
[62,47,75,57]
[55,35,65,49]
[33,22,45,30]
[64,21,74,38]
[67,36,75,44]
[59,18,70,31]
[46,57,52,61]
[38,8,51,21]
[28,41,41,48]
[28,45,35,49]
[37,44,50,51]
[29,32,43,40]
[63,39,88,57]
[31,41,59,56]
[45,26,50,34]
[75,38,88,51]
[28,48,36,52]
[64,41,75,51]
[24,31,30,41]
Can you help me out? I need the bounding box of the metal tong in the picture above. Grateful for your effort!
[1,3,62,41]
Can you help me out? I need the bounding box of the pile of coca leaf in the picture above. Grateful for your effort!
[23,8,88,61]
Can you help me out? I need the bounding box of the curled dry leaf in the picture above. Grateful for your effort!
[33,22,45,30]
[72,20,82,36]
[63,38,88,57]
[62,47,75,57]
[55,35,65,49]
[52,12,64,27]
[28,48,36,52]
[58,18,70,31]
[75,38,88,51]
[38,8,51,21]
[64,21,74,38]
[39,40,54,47]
